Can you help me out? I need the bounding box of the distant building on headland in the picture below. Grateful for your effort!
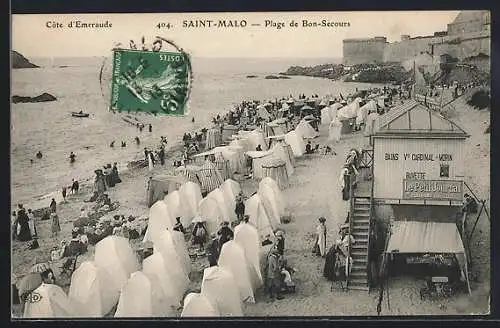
[342,10,490,66]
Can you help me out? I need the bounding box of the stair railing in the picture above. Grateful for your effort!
[347,172,355,289]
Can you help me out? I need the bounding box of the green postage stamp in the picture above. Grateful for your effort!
[110,49,190,115]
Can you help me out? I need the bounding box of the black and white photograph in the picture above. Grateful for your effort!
[10,10,491,318]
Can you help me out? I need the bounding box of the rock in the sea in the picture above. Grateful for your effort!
[12,93,57,104]
[246,75,258,78]
[12,50,39,69]
[265,75,291,80]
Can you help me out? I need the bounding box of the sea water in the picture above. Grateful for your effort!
[11,56,379,208]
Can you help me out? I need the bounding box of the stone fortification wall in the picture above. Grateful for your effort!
[342,38,386,66]
[383,36,445,63]
[432,31,490,60]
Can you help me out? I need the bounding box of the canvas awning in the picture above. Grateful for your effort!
[386,221,465,254]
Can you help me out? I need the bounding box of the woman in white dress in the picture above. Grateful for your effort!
[313,217,327,257]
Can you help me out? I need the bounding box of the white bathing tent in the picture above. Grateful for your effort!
[226,145,247,173]
[94,236,139,294]
[143,200,175,245]
[357,100,377,126]
[153,229,190,278]
[142,253,188,308]
[234,223,263,287]
[207,188,235,223]
[295,119,319,139]
[328,118,342,142]
[321,106,332,124]
[329,103,343,120]
[68,261,118,317]
[171,230,191,274]
[164,190,192,227]
[244,150,273,179]
[221,179,242,214]
[244,193,276,239]
[198,196,225,235]
[246,129,268,151]
[269,142,294,176]
[114,271,174,317]
[284,130,306,157]
[23,283,77,318]
[201,266,243,316]
[181,293,220,317]
[258,178,286,227]
[179,181,203,221]
[337,99,360,120]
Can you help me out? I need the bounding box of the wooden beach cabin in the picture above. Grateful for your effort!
[347,100,471,293]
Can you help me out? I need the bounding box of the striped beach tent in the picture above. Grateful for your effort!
[205,128,222,151]
[174,165,201,185]
[196,161,224,195]
[261,157,288,190]
[214,152,230,181]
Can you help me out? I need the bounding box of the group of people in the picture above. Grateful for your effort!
[11,204,35,242]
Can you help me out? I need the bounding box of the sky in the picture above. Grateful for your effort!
[12,11,460,58]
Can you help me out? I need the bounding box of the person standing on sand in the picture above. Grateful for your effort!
[135,136,140,145]
[267,246,284,300]
[69,152,76,164]
[16,205,32,242]
[158,146,165,166]
[50,212,61,237]
[313,217,327,257]
[148,124,152,132]
[62,187,67,202]
[71,179,79,194]
[11,211,18,240]
[49,198,57,213]
[27,209,37,237]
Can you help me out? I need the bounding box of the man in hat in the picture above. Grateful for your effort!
[206,233,220,266]
[275,230,285,256]
[217,221,234,253]
[235,195,246,222]
[267,246,284,300]
[336,223,355,250]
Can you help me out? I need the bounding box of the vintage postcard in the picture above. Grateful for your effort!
[11,11,490,318]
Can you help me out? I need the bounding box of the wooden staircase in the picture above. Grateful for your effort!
[348,196,371,291]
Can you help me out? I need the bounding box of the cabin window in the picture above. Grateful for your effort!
[440,164,450,178]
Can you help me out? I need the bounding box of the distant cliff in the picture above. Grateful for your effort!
[12,51,39,69]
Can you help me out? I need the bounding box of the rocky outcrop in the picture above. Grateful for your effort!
[12,51,39,69]
[282,64,344,80]
[12,93,57,104]
[264,75,290,80]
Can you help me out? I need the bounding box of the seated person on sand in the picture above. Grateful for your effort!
[63,231,88,257]
[280,259,296,291]
[305,141,319,154]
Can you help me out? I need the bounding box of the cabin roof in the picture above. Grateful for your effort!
[374,100,469,138]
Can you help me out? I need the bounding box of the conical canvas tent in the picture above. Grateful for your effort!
[284,131,306,157]
[321,107,332,124]
[329,103,343,120]
[244,150,273,179]
[164,190,192,227]
[244,194,276,239]
[68,261,118,317]
[197,161,224,195]
[270,143,294,177]
[218,147,243,174]
[234,223,263,287]
[328,118,342,142]
[338,100,360,120]
[153,230,190,278]
[171,230,192,275]
[218,241,256,303]
[205,128,222,150]
[142,253,188,308]
[114,271,174,317]
[207,188,235,223]
[198,196,225,235]
[357,100,376,126]
[295,119,319,139]
[262,157,288,190]
[181,293,220,317]
[94,236,139,294]
[220,179,241,217]
[258,178,286,227]
[23,283,77,318]
[364,111,380,137]
[229,137,252,152]
[249,129,269,151]
[143,200,175,245]
[201,266,243,316]
[179,182,203,221]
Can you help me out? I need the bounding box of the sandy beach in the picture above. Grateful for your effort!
[12,87,490,316]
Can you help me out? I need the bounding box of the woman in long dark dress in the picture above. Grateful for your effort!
[16,207,32,241]
[323,244,337,281]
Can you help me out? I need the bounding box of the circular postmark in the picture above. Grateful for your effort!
[99,36,192,116]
